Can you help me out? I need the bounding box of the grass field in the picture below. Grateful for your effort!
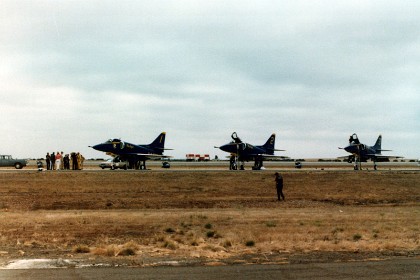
[0,169,418,266]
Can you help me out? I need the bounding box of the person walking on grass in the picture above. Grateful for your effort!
[274,172,285,201]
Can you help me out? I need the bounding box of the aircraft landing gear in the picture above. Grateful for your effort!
[229,156,245,170]
[137,160,147,170]
[130,160,147,170]
[252,156,263,170]
[229,156,238,170]
[353,156,362,171]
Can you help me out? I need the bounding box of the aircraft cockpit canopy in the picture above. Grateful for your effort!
[104,139,118,144]
[231,132,242,144]
[349,133,360,145]
[105,139,125,149]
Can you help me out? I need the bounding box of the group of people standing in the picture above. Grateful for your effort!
[45,152,85,171]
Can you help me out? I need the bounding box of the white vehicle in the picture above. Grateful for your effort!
[99,157,128,170]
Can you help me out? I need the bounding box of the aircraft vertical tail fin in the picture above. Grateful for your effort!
[374,135,382,153]
[149,132,166,154]
[263,133,276,155]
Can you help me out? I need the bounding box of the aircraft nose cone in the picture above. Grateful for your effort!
[90,144,103,151]
[219,144,230,152]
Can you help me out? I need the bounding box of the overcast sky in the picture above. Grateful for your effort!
[1,1,419,160]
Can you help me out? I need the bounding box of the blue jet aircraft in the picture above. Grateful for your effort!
[216,132,287,170]
[339,133,401,170]
[90,132,171,170]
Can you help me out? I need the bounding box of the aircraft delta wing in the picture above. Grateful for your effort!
[216,132,287,170]
[90,132,171,170]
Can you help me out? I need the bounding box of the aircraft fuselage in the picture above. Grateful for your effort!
[219,143,268,161]
[343,144,377,162]
[91,139,157,156]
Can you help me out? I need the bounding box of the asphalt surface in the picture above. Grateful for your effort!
[0,259,419,280]
[10,159,420,172]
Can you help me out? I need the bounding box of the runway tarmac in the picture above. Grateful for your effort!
[0,258,418,280]
[6,159,420,173]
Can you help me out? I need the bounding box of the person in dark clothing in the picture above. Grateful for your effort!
[71,152,78,170]
[274,172,285,201]
[50,152,56,170]
[63,154,70,170]
[45,152,51,170]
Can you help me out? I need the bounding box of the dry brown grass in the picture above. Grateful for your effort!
[0,169,418,263]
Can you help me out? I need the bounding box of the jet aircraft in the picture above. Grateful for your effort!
[90,132,171,170]
[339,133,401,170]
[216,132,287,170]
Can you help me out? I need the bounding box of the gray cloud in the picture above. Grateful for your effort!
[0,1,419,159]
